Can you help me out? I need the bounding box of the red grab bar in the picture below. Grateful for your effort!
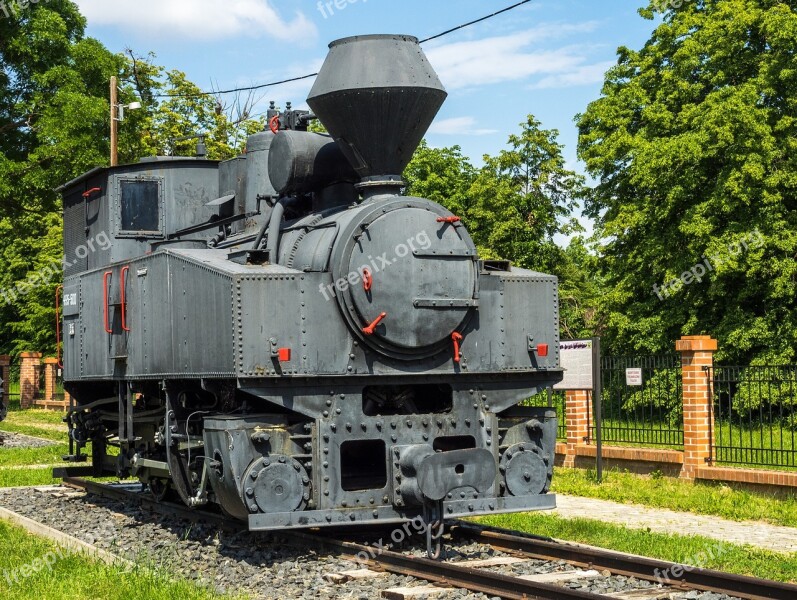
[120,266,130,332]
[103,271,113,334]
[55,285,63,368]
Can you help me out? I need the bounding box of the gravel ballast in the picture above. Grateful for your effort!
[0,485,741,600]
[0,432,57,449]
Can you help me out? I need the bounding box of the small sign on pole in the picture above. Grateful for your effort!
[553,338,604,483]
[625,368,643,387]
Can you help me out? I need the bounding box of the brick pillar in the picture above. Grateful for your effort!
[0,355,9,408]
[43,358,58,402]
[563,389,592,468]
[677,335,717,480]
[19,352,42,409]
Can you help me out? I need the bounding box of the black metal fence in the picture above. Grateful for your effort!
[710,365,797,469]
[593,354,683,448]
[548,390,567,440]
[6,362,20,410]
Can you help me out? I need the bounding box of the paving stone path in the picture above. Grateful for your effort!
[555,495,797,554]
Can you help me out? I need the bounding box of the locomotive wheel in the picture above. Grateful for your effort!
[500,443,551,496]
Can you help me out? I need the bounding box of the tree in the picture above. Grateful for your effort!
[121,50,265,161]
[467,116,585,273]
[577,0,797,363]
[404,140,475,217]
[0,2,266,356]
[0,1,123,355]
[558,236,603,340]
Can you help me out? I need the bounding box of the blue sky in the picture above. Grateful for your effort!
[74,0,658,171]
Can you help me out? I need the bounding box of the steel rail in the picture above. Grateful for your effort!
[303,535,615,600]
[62,479,797,600]
[451,521,797,600]
[62,477,236,530]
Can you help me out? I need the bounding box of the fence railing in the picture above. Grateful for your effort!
[521,391,566,441]
[7,362,20,410]
[710,365,797,470]
[593,354,683,448]
[548,390,567,440]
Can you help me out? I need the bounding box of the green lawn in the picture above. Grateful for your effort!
[0,410,239,598]
[0,444,71,468]
[552,468,797,527]
[0,520,235,600]
[477,512,797,583]
[0,409,69,443]
[1,409,80,488]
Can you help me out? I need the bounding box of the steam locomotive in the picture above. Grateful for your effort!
[57,34,562,556]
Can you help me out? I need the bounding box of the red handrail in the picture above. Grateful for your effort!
[103,271,113,334]
[120,266,130,332]
[55,285,63,369]
[269,115,281,134]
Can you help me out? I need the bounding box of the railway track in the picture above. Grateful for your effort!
[16,478,796,600]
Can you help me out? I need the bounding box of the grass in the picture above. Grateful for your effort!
[477,512,797,583]
[0,409,92,488]
[0,444,71,467]
[714,420,797,470]
[0,409,69,443]
[0,469,62,488]
[552,467,797,527]
[0,520,236,599]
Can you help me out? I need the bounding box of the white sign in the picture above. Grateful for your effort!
[626,368,643,386]
[554,339,594,390]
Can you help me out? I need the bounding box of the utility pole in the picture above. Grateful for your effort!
[110,76,118,167]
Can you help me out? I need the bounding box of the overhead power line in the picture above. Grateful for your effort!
[153,0,534,99]
[418,0,533,43]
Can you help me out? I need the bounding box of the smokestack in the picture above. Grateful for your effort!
[307,34,447,196]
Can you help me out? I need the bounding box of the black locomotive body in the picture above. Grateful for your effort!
[58,35,563,546]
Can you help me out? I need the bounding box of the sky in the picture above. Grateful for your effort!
[72,0,660,174]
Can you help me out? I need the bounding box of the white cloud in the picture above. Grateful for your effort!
[428,117,497,136]
[425,23,612,91]
[74,0,317,41]
[530,61,615,90]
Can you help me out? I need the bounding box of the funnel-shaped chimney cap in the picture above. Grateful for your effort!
[308,34,447,186]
